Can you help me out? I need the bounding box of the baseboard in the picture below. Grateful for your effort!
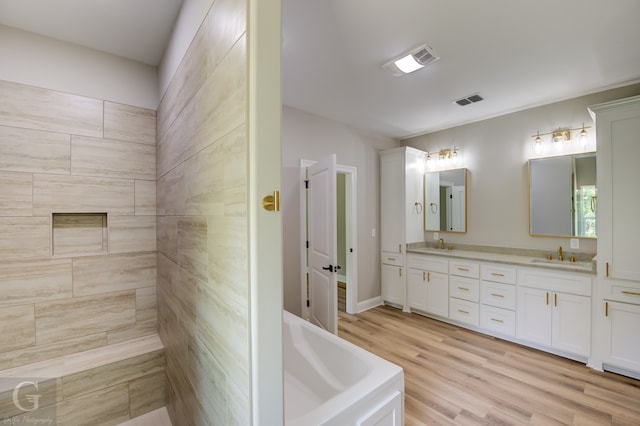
[357,296,383,313]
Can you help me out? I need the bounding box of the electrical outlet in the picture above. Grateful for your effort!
[433,232,439,240]
[570,238,579,249]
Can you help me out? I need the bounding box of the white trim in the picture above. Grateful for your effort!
[249,0,283,423]
[357,296,383,313]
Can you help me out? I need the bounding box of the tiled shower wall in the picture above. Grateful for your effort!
[0,79,157,370]
[155,0,249,423]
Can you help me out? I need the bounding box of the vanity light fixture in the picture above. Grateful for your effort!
[531,125,592,145]
[382,43,440,76]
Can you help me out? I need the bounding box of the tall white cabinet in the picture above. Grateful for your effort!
[380,147,426,310]
[590,95,640,377]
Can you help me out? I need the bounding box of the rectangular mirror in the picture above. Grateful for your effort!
[424,168,467,232]
[529,152,596,237]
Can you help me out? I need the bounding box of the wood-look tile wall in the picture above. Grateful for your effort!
[0,79,157,371]
[156,0,249,423]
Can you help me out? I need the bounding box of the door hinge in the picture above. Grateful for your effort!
[304,180,309,189]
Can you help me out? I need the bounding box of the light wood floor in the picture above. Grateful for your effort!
[338,305,640,426]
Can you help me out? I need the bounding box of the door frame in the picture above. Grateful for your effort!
[300,159,358,316]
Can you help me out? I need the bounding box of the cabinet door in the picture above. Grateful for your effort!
[382,263,404,307]
[552,293,591,356]
[604,301,640,372]
[593,97,640,282]
[426,271,449,318]
[380,152,404,254]
[407,268,427,311]
[405,150,424,243]
[517,287,552,346]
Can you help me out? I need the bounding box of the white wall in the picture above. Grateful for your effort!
[282,106,400,315]
[405,83,640,254]
[0,25,157,109]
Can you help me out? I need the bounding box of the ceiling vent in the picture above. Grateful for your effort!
[383,44,440,76]
[453,93,484,106]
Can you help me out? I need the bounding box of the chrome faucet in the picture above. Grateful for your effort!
[557,246,563,262]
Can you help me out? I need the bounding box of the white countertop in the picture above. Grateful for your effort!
[407,246,595,274]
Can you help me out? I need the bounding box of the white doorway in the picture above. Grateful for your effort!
[300,159,358,321]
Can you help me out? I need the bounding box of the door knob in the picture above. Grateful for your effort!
[322,265,334,272]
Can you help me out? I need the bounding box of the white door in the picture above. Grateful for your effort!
[308,154,338,333]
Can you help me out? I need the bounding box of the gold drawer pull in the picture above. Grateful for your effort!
[605,302,609,317]
[491,272,505,277]
[457,267,470,272]
[490,317,504,323]
[458,287,470,292]
[622,291,640,297]
[490,293,505,298]
[457,309,469,314]
[387,257,396,261]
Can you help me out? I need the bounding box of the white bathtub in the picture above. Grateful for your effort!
[283,310,404,425]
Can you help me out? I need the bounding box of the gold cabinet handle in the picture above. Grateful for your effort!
[554,293,557,307]
[399,268,402,277]
[546,292,549,305]
[387,257,396,262]
[457,287,470,292]
[622,291,640,297]
[399,244,402,253]
[457,309,469,314]
[427,272,431,282]
[490,317,504,323]
[606,262,609,277]
[457,267,470,272]
[491,272,505,277]
[423,271,426,281]
[490,293,505,298]
[605,301,609,317]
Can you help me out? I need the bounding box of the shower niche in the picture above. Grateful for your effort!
[52,212,108,257]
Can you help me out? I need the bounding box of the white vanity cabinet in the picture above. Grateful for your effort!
[516,268,591,358]
[381,254,405,308]
[380,147,426,310]
[407,254,448,317]
[480,264,517,337]
[448,260,480,326]
[589,96,640,377]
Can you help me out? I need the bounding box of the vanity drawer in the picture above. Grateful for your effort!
[481,264,516,284]
[450,276,479,302]
[382,252,404,267]
[450,260,479,278]
[449,298,479,326]
[481,281,516,310]
[480,305,516,336]
[611,285,640,304]
[406,254,448,274]
[517,268,592,296]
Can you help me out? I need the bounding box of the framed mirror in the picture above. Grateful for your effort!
[424,168,467,232]
[529,152,596,237]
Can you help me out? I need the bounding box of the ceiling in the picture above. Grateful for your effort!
[0,0,184,66]
[1,1,639,139]
[282,0,640,139]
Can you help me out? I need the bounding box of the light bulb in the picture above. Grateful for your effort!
[579,125,588,146]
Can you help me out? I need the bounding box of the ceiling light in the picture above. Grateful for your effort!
[394,54,424,74]
[383,44,440,76]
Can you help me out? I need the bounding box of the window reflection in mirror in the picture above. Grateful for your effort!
[529,152,596,238]
[424,168,467,232]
